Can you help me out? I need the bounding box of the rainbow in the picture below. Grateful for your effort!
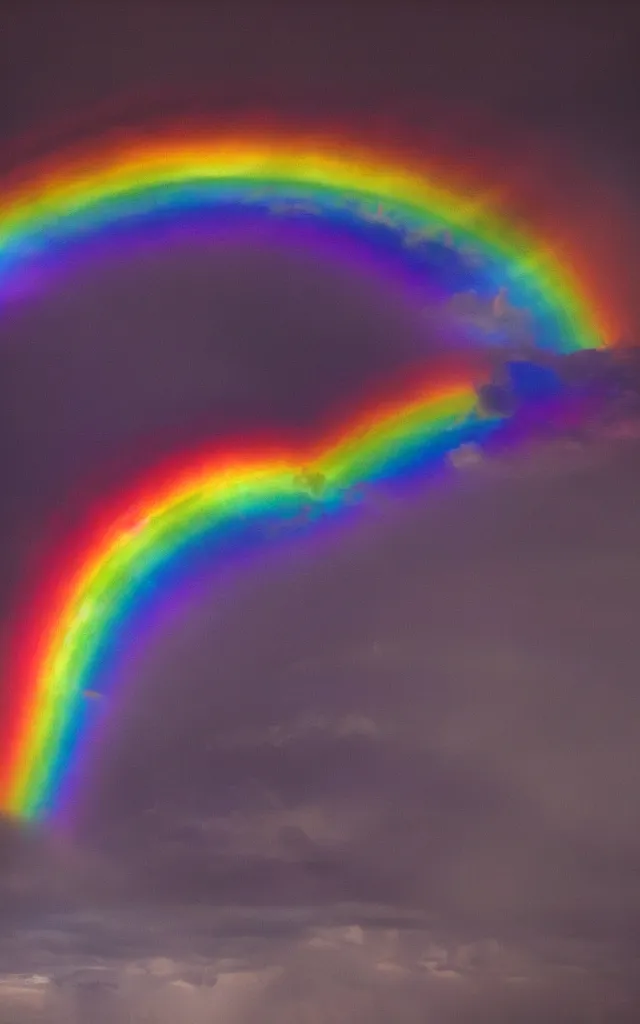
[0,127,615,350]
[0,124,616,820]
[2,372,511,820]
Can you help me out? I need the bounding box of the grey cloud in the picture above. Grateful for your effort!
[1,911,640,1022]
[0,818,124,923]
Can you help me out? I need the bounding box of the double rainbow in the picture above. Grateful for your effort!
[0,127,614,820]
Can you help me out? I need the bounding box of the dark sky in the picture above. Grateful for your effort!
[1,3,640,1021]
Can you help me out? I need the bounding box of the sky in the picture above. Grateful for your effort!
[1,2,640,1021]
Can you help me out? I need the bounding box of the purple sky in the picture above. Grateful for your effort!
[1,3,640,1021]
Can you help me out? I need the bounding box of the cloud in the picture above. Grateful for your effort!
[215,710,383,750]
[0,817,125,922]
[1,910,639,1022]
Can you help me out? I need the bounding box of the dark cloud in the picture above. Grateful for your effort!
[1,907,640,1022]
[1,4,638,142]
